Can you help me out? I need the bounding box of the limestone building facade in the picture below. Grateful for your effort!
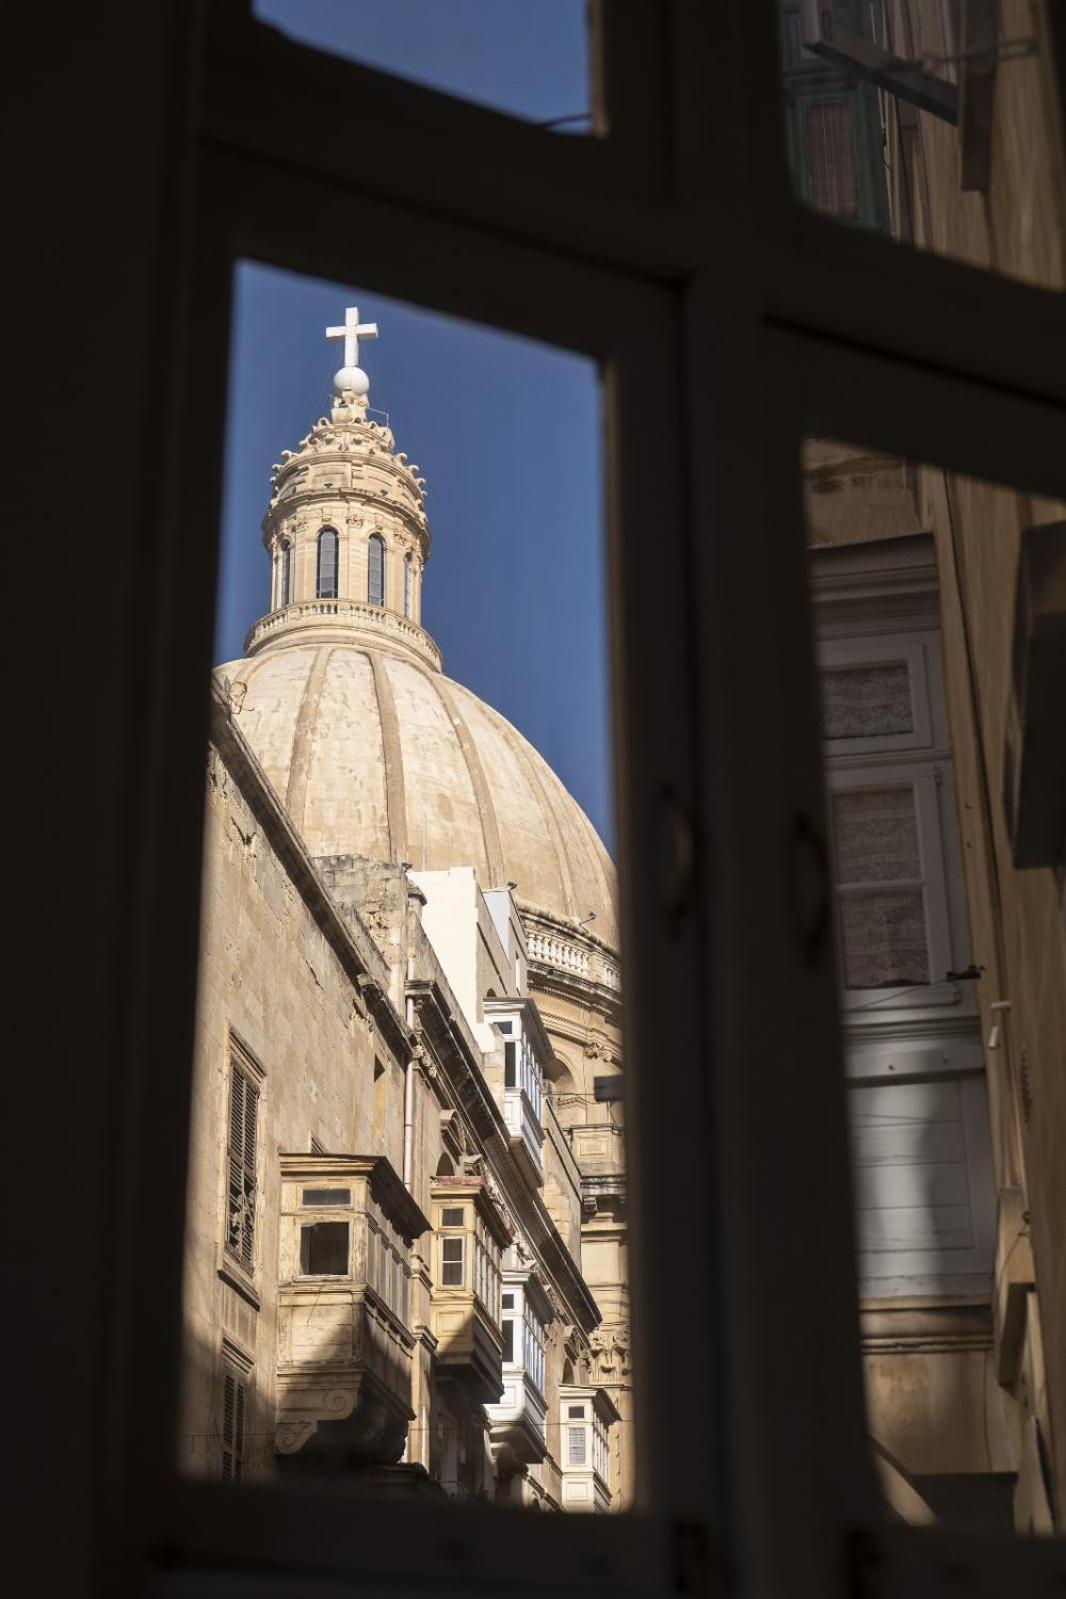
[179,321,629,1508]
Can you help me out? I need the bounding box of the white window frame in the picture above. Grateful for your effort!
[826,761,957,1005]
[818,635,937,756]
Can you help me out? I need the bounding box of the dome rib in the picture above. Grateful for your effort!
[213,642,618,953]
[471,692,580,923]
[285,646,333,834]
[544,761,618,931]
[369,649,408,863]
[433,673,507,887]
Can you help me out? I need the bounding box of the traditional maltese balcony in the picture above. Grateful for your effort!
[429,1180,512,1405]
[557,1385,619,1512]
[273,1154,429,1468]
[486,1002,548,1187]
[503,1085,544,1184]
[487,1271,554,1467]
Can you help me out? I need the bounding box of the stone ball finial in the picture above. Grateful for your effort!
[333,365,370,396]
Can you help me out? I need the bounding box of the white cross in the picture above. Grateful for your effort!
[326,306,379,369]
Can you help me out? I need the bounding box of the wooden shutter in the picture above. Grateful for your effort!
[227,1061,259,1270]
[221,1366,247,1482]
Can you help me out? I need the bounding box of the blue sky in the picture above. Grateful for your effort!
[216,262,615,853]
[254,0,591,125]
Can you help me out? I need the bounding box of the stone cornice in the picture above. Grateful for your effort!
[263,482,430,554]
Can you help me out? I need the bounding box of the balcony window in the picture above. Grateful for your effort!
[558,1385,618,1510]
[299,1219,350,1275]
[441,1235,464,1286]
[301,1187,350,1206]
[429,1183,511,1404]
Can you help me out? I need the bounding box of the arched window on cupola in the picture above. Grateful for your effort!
[368,534,386,607]
[403,553,414,619]
[316,527,339,599]
[277,538,293,608]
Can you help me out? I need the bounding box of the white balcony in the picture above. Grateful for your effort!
[487,1369,548,1466]
[504,1086,544,1182]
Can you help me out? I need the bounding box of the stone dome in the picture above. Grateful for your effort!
[217,314,619,982]
[217,641,619,954]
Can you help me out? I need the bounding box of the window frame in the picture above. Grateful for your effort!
[219,1343,252,1483]
[439,1233,465,1289]
[367,531,386,607]
[297,1217,351,1278]
[315,524,339,599]
[817,635,937,756]
[826,761,955,998]
[88,1,1066,1595]
[222,1038,264,1282]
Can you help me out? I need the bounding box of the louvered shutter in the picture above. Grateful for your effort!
[221,1367,247,1481]
[227,1063,259,1269]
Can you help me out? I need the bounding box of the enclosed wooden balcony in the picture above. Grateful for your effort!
[487,1271,554,1467]
[429,1179,512,1404]
[274,1154,429,1468]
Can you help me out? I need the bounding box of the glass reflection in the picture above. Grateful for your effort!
[804,436,1065,1532]
[781,2,1065,291]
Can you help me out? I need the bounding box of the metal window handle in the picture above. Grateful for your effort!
[788,811,831,967]
[657,787,696,925]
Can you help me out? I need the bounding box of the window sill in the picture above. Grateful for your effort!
[217,1254,261,1311]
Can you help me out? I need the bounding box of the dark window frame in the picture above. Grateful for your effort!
[92,1,1066,1594]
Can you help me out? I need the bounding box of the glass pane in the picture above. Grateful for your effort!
[822,664,913,738]
[183,263,632,1510]
[780,1,1066,290]
[838,886,929,985]
[832,787,921,882]
[255,0,597,133]
[806,433,1066,1533]
[301,1187,350,1206]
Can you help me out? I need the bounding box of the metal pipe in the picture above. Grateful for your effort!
[403,988,417,1190]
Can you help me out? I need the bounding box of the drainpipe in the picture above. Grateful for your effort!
[403,971,418,1191]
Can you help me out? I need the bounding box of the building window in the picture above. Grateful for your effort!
[221,1359,248,1481]
[225,1057,259,1272]
[440,1206,465,1227]
[502,1316,514,1361]
[315,526,339,598]
[368,533,386,606]
[301,1187,350,1206]
[821,663,914,740]
[298,1220,350,1275]
[504,1031,543,1120]
[523,1297,546,1396]
[441,1235,464,1286]
[567,1425,587,1466]
[804,100,859,218]
[830,784,929,989]
[474,1214,501,1315]
[403,553,414,618]
[278,538,293,607]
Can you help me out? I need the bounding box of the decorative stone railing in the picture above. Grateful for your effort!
[244,598,442,670]
[526,926,621,994]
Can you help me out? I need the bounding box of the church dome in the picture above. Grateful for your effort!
[218,307,619,982]
[218,641,619,956]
